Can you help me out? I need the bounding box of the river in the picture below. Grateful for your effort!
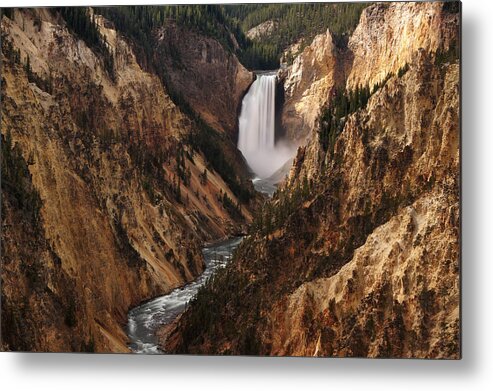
[126,236,243,354]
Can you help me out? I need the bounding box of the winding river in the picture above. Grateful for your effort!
[127,71,290,354]
[126,237,243,354]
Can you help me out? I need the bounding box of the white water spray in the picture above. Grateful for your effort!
[238,73,295,180]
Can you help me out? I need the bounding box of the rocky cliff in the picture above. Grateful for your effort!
[347,2,459,91]
[1,8,254,352]
[279,29,347,143]
[165,2,460,359]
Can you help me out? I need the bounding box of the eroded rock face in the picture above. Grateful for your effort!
[271,54,459,358]
[280,2,458,145]
[156,23,253,139]
[1,8,253,352]
[347,2,459,90]
[269,191,459,358]
[280,29,345,142]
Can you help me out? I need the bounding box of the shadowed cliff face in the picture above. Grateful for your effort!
[165,2,460,359]
[1,8,254,352]
[156,22,254,140]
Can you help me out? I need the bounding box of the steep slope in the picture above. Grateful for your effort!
[165,2,460,358]
[1,132,86,352]
[1,8,254,352]
[269,190,459,358]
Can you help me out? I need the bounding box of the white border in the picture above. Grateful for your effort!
[1,0,492,390]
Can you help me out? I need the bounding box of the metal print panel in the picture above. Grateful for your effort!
[0,2,461,358]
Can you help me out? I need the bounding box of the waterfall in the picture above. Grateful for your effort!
[238,73,294,180]
[238,74,276,154]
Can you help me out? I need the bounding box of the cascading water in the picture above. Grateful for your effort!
[238,74,276,158]
[238,72,295,183]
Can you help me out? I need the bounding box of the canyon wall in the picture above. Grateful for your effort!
[267,55,460,358]
[347,2,459,91]
[1,8,253,352]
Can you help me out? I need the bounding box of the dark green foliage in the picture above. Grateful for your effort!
[238,41,280,70]
[22,54,53,94]
[186,119,253,204]
[250,178,312,236]
[225,3,367,37]
[1,32,22,65]
[57,7,115,80]
[397,63,410,78]
[166,74,253,204]
[371,73,392,95]
[224,3,368,68]
[98,5,241,69]
[1,131,42,223]
[127,142,181,205]
[176,261,253,353]
[172,175,182,204]
[99,4,366,71]
[98,3,273,76]
[318,71,399,156]
[318,84,371,154]
[199,168,208,186]
[1,8,14,19]
[175,143,191,187]
[220,191,243,221]
[96,6,254,204]
[142,177,157,204]
[435,41,460,67]
[98,6,155,70]
[112,217,147,268]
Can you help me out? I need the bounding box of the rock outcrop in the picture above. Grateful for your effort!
[246,20,278,40]
[279,2,459,144]
[1,8,254,352]
[270,190,459,358]
[280,29,346,142]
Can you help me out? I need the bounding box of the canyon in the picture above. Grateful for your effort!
[1,3,460,359]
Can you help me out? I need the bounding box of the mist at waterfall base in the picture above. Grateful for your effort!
[238,73,296,182]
